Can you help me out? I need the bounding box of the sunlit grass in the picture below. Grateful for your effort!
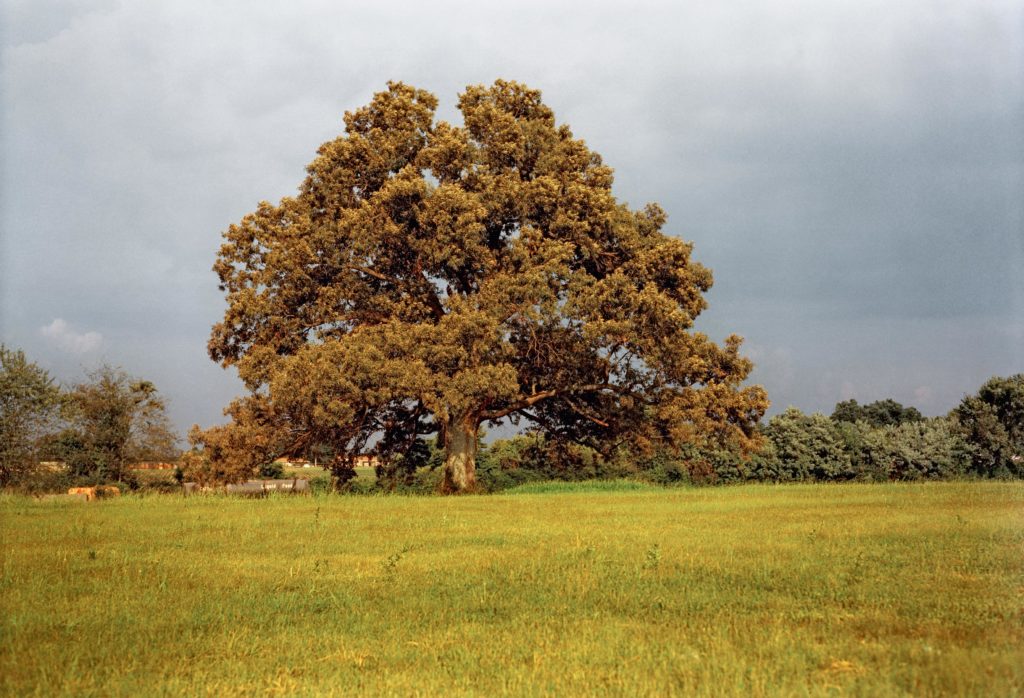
[1,482,1021,696]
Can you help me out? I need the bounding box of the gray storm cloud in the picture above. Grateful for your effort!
[2,0,1021,435]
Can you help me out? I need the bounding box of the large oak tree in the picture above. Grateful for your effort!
[198,80,768,492]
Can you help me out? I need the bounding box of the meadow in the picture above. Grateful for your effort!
[1,481,1021,697]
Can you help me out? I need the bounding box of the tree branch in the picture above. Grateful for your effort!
[480,389,558,420]
[562,397,611,427]
[479,382,645,421]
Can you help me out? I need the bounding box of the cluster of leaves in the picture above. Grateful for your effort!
[46,367,179,482]
[0,346,179,491]
[369,432,636,494]
[748,408,969,483]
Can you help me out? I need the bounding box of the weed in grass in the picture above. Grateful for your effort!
[381,545,412,575]
[643,543,661,571]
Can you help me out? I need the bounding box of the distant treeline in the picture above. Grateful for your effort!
[372,375,1023,493]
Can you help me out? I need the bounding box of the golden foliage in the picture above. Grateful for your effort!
[196,80,769,490]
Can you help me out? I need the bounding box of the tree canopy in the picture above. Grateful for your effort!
[0,345,61,486]
[830,398,923,427]
[54,366,179,482]
[197,80,768,491]
[952,374,1024,478]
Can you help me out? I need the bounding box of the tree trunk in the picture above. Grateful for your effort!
[442,414,479,493]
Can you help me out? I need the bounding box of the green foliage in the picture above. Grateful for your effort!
[833,420,888,481]
[258,460,285,479]
[0,346,62,487]
[762,408,853,481]
[630,443,751,486]
[631,448,692,485]
[57,366,179,482]
[861,418,969,481]
[952,374,1024,478]
[375,437,439,491]
[474,436,549,491]
[6,466,73,496]
[307,474,333,495]
[831,398,924,427]
[761,410,970,483]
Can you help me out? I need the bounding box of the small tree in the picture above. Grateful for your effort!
[197,80,768,492]
[59,366,179,482]
[0,346,62,486]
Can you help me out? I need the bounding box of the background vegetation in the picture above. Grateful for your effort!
[0,345,178,493]
[372,381,1024,494]
[2,338,1021,496]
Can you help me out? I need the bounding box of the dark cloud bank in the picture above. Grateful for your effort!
[2,0,1021,437]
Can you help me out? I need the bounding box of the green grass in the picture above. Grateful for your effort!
[1,482,1021,696]
[503,478,661,494]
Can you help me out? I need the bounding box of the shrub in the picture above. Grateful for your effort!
[763,408,853,481]
[862,417,969,481]
[11,467,73,496]
[307,474,333,495]
[258,460,285,479]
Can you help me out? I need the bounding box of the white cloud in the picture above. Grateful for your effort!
[39,318,102,354]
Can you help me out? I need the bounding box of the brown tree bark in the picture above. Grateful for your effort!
[441,414,479,493]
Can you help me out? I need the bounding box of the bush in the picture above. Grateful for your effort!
[0,346,62,487]
[762,408,853,481]
[834,420,889,482]
[9,467,73,496]
[258,460,285,479]
[308,474,333,495]
[375,439,439,492]
[862,418,969,481]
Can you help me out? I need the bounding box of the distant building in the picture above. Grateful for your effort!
[273,454,380,469]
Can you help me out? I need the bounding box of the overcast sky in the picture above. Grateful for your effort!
[2,0,1022,438]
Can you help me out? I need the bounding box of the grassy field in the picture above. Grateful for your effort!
[1,482,1021,697]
